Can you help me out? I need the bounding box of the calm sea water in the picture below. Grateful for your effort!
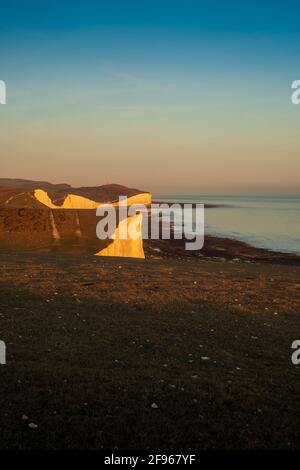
[153,195,300,254]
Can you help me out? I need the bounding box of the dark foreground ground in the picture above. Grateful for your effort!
[0,249,299,449]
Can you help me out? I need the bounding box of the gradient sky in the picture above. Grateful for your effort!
[0,1,300,194]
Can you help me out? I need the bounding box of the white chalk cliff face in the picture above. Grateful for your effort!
[34,189,150,259]
[95,213,144,259]
[34,189,151,209]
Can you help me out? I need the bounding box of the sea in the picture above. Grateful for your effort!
[153,195,300,254]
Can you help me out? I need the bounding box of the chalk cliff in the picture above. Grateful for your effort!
[0,179,151,259]
[34,188,151,209]
[95,213,144,259]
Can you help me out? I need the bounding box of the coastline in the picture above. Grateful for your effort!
[0,190,299,449]
[144,233,300,266]
[152,197,300,256]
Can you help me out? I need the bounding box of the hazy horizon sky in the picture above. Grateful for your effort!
[1,1,300,194]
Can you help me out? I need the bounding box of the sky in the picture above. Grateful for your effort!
[0,1,300,194]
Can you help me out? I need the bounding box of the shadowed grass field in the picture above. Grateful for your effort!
[0,251,299,449]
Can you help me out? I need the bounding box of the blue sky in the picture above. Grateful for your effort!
[1,1,300,34]
[0,1,300,193]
